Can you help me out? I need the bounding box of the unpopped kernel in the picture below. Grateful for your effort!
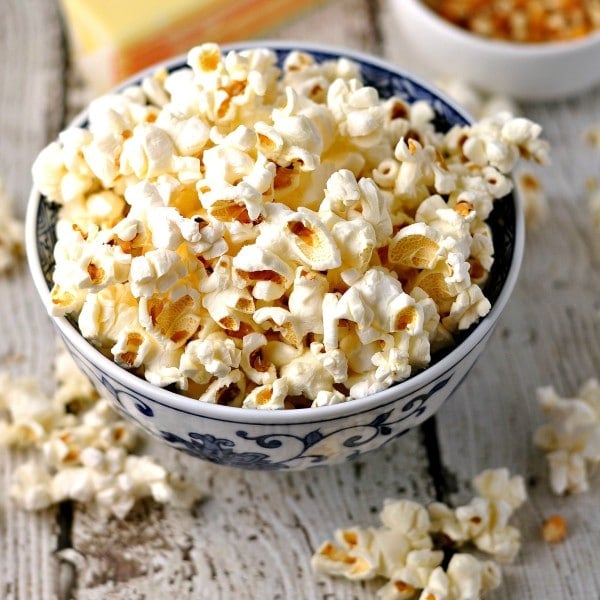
[311,468,526,598]
[32,43,549,408]
[0,345,201,519]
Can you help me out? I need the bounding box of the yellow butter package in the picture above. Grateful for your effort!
[60,0,324,92]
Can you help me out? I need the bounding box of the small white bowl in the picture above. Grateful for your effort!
[26,42,524,471]
[390,0,600,101]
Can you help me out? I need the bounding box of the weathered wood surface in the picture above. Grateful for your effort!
[1,0,599,598]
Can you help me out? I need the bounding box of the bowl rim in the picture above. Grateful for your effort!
[25,40,525,425]
[400,0,600,55]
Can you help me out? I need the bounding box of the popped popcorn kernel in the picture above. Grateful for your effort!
[534,379,600,495]
[1,345,202,519]
[312,468,523,597]
[32,43,548,409]
[542,514,568,543]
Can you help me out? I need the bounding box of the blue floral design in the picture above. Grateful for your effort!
[156,375,452,469]
[160,431,281,469]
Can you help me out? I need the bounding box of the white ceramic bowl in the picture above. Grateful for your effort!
[390,0,600,101]
[26,42,524,471]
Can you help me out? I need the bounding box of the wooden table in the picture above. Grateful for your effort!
[1,1,599,598]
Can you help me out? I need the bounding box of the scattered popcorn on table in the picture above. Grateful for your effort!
[32,43,549,408]
[311,468,526,598]
[534,379,600,495]
[0,178,24,273]
[516,171,549,228]
[0,345,201,519]
[435,77,520,121]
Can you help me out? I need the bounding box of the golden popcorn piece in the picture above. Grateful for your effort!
[141,293,202,348]
[516,170,549,228]
[202,285,255,333]
[242,378,289,410]
[188,42,223,76]
[388,223,444,270]
[111,328,154,369]
[311,541,376,580]
[49,284,82,316]
[410,268,456,315]
[233,245,294,301]
[253,306,304,347]
[286,211,341,271]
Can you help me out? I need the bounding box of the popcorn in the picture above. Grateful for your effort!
[197,369,246,406]
[285,209,342,271]
[9,463,54,510]
[534,379,600,495]
[242,377,289,409]
[442,284,492,331]
[33,43,548,408]
[0,180,24,273]
[327,78,385,149]
[388,223,446,270]
[1,346,202,518]
[435,77,520,121]
[418,554,502,600]
[0,372,63,446]
[280,349,334,400]
[240,332,276,385]
[180,331,240,382]
[233,244,295,301]
[541,514,568,543]
[312,469,520,597]
[429,468,526,564]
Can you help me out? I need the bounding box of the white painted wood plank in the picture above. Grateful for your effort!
[0,1,66,600]
[4,0,600,598]
[68,431,435,600]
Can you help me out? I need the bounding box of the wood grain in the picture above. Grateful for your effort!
[0,1,65,599]
[1,0,600,598]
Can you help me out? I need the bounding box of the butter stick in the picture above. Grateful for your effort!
[59,0,324,92]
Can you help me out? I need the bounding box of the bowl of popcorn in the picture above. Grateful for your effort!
[26,42,544,470]
[391,0,600,101]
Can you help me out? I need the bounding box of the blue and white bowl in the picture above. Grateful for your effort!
[26,42,524,471]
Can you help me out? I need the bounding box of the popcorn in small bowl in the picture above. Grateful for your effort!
[26,42,541,470]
